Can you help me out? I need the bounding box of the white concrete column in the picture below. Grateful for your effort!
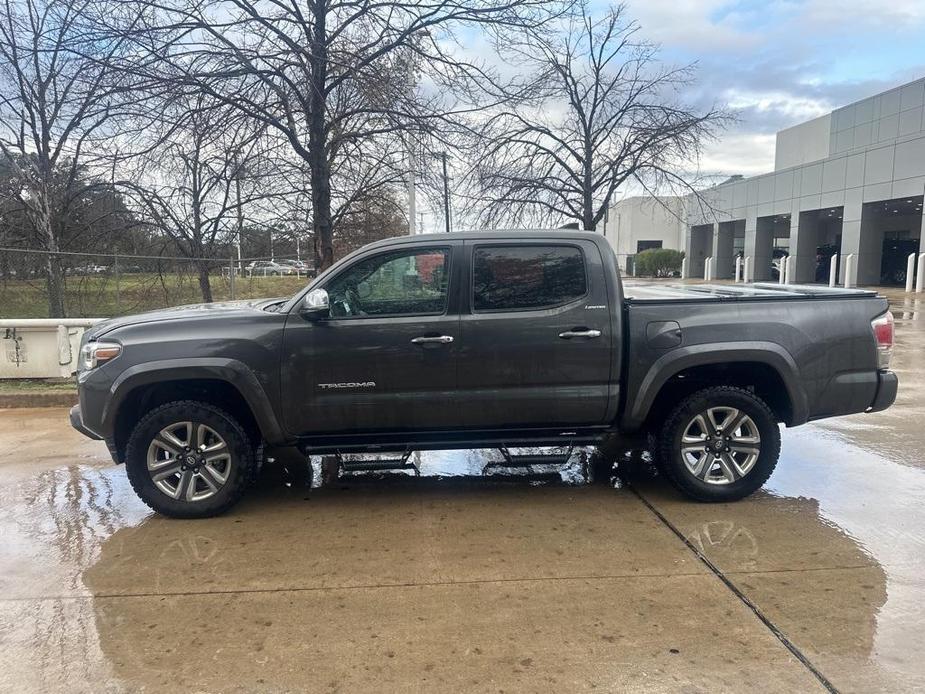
[681,257,688,279]
[784,255,795,285]
[734,256,742,283]
[840,198,863,288]
[916,253,925,293]
[712,223,734,279]
[743,256,753,283]
[789,205,815,283]
[829,255,838,287]
[906,253,917,293]
[743,214,759,277]
[704,256,713,281]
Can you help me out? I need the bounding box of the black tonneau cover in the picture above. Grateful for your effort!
[623,281,878,303]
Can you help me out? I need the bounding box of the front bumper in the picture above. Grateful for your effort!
[69,404,103,440]
[868,370,898,413]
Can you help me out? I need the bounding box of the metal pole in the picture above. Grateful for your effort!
[235,166,244,272]
[441,152,451,234]
[408,155,417,235]
[114,254,120,314]
[229,255,236,300]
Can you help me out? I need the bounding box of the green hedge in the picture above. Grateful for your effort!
[634,248,684,277]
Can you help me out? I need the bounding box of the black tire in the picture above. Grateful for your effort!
[657,386,780,502]
[124,400,257,518]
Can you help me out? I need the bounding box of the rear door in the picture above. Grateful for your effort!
[281,243,461,435]
[456,239,614,428]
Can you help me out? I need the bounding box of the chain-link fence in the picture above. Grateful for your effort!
[0,248,316,318]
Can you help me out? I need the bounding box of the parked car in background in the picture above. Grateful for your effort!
[67,264,110,276]
[245,260,297,277]
[278,259,315,277]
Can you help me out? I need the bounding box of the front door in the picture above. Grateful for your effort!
[281,244,460,435]
[455,239,614,428]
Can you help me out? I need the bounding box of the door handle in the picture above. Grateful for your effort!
[410,335,454,344]
[558,329,602,339]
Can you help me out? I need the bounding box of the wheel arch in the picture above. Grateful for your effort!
[624,344,808,432]
[104,358,288,463]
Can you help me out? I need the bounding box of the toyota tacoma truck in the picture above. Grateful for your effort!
[69,231,898,517]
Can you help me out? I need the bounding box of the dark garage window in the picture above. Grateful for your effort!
[473,245,587,312]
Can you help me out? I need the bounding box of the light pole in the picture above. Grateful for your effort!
[407,153,417,235]
[440,152,451,233]
[234,159,244,272]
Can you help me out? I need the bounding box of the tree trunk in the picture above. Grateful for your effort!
[310,1,334,271]
[44,250,66,318]
[582,147,596,232]
[34,194,66,317]
[197,261,214,303]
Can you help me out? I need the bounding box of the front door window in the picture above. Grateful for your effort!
[326,248,449,318]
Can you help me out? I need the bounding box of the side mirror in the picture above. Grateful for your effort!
[299,288,330,319]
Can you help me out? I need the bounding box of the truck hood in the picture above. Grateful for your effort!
[87,298,284,340]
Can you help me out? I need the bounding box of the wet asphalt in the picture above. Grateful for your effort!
[1,289,924,693]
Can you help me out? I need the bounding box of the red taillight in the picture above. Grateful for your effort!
[871,311,894,369]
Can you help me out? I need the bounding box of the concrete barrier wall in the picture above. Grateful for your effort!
[1,319,103,379]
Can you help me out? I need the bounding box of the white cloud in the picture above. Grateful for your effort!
[700,133,777,177]
[803,0,925,27]
[621,0,759,52]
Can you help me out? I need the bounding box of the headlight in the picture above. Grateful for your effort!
[81,342,121,370]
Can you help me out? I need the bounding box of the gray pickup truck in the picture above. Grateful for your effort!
[70,231,897,517]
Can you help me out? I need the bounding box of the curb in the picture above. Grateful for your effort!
[0,392,78,409]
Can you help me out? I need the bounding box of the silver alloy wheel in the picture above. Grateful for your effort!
[146,421,232,502]
[680,406,761,485]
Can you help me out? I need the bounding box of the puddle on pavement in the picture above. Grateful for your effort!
[4,422,924,691]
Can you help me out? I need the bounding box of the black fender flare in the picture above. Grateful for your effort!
[622,342,808,431]
[101,357,288,445]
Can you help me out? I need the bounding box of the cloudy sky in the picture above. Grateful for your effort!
[618,0,925,176]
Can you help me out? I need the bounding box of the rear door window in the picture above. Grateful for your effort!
[472,245,587,312]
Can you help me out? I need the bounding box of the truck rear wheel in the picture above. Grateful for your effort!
[657,386,780,502]
[124,400,257,518]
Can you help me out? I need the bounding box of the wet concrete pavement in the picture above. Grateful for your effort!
[1,290,924,692]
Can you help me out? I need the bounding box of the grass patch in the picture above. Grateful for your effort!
[0,273,308,318]
[0,378,76,393]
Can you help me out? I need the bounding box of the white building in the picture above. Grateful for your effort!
[607,76,925,285]
[601,196,686,271]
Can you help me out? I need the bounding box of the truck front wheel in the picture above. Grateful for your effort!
[124,400,257,518]
[657,386,780,502]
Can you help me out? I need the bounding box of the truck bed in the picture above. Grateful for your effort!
[623,281,878,303]
[618,280,890,432]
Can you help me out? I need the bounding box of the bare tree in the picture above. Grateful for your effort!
[117,0,561,270]
[121,100,283,302]
[0,0,140,316]
[471,3,729,231]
